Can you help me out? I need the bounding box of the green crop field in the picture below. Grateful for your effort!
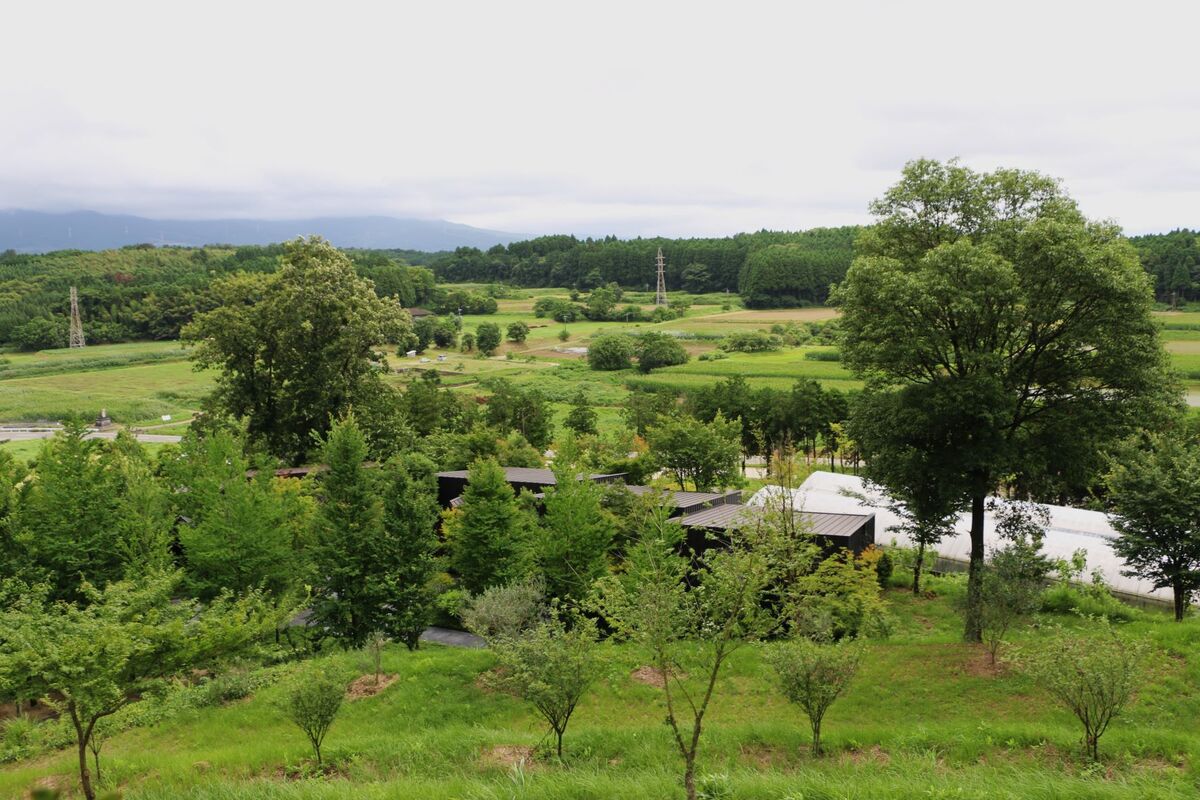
[625,349,864,393]
[0,359,213,426]
[0,300,1196,438]
[1,576,1195,799]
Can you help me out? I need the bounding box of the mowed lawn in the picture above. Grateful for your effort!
[1,581,1196,799]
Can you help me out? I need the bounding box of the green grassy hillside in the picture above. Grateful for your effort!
[2,577,1196,799]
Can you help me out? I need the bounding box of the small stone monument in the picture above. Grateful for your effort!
[95,408,113,429]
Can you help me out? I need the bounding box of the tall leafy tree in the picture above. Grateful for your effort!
[689,375,756,459]
[13,426,171,603]
[483,378,553,451]
[400,370,478,438]
[0,450,27,583]
[443,458,533,594]
[563,389,598,436]
[476,321,502,355]
[834,159,1174,641]
[184,236,416,463]
[646,413,743,491]
[308,413,388,649]
[167,430,309,601]
[1105,433,1200,620]
[378,452,442,649]
[538,462,616,605]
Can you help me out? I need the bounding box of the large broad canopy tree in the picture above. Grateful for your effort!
[183,236,416,463]
[834,159,1174,642]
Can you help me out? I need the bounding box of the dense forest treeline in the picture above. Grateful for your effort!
[417,228,861,306]
[0,244,436,348]
[403,227,1200,307]
[0,227,1195,348]
[1130,229,1200,303]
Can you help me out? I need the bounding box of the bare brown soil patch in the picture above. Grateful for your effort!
[631,665,686,688]
[739,742,794,768]
[961,648,1007,678]
[840,744,892,766]
[346,673,398,700]
[275,760,348,780]
[479,744,536,770]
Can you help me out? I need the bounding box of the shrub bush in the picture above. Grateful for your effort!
[461,579,545,643]
[1041,584,1140,622]
[201,668,260,705]
[634,332,689,373]
[587,334,635,371]
[0,716,38,762]
[718,331,781,352]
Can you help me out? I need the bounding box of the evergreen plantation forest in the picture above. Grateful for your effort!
[1,162,1200,800]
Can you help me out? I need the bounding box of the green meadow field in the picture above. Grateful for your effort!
[0,300,1197,461]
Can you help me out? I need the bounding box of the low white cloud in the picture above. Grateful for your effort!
[1,0,1196,237]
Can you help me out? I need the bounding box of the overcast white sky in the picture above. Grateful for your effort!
[2,0,1197,237]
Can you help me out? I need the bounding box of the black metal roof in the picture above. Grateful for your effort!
[622,485,742,508]
[436,467,624,485]
[674,504,873,538]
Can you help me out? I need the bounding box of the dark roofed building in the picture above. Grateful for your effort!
[436,467,625,508]
[673,504,875,556]
[622,484,743,516]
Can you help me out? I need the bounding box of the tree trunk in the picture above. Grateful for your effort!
[964,492,985,643]
[73,714,96,800]
[913,543,925,595]
[77,737,95,800]
[684,753,696,800]
[1173,583,1185,622]
[811,718,822,756]
[556,728,564,760]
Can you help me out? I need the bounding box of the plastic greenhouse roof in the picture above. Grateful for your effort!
[747,471,1170,603]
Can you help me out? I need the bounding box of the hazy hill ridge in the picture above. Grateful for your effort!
[0,210,519,253]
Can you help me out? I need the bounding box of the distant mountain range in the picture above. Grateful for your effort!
[0,210,521,253]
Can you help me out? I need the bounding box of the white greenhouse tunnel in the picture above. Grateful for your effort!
[747,471,1172,605]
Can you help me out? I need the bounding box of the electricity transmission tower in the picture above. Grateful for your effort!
[654,247,667,306]
[68,286,86,348]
